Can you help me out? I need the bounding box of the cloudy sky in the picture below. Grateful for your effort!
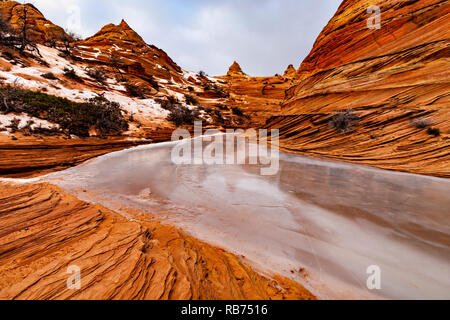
[30,0,342,76]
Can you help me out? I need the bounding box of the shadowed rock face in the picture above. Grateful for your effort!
[0,1,68,44]
[283,64,296,78]
[78,19,183,81]
[266,0,450,177]
[0,182,315,300]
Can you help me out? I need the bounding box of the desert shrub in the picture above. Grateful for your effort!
[427,127,441,137]
[124,83,147,98]
[156,96,180,111]
[0,85,128,137]
[88,95,129,135]
[203,83,229,98]
[168,105,198,126]
[7,118,20,133]
[187,86,195,92]
[86,67,107,84]
[232,107,244,117]
[63,67,82,81]
[413,118,431,129]
[198,70,207,78]
[329,109,359,133]
[184,94,198,106]
[41,72,58,80]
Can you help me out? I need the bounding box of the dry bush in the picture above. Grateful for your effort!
[86,67,107,84]
[329,109,360,133]
[63,67,82,81]
[427,127,440,137]
[124,83,148,98]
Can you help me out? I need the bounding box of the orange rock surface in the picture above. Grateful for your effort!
[0,182,315,300]
[0,1,68,44]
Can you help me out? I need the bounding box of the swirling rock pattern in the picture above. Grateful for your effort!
[0,182,315,300]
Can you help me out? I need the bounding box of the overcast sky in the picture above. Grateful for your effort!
[30,0,342,76]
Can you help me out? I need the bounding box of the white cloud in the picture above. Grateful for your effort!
[30,0,342,76]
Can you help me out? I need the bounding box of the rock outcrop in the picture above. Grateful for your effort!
[283,64,296,78]
[78,19,183,81]
[266,0,450,177]
[227,61,247,77]
[0,182,315,300]
[0,135,155,178]
[0,1,68,44]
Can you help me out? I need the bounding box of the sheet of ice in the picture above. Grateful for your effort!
[44,136,450,300]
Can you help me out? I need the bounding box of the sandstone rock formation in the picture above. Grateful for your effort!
[227,61,247,77]
[0,1,68,44]
[0,135,154,178]
[0,182,315,300]
[266,0,450,177]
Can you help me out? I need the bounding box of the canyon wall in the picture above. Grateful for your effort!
[266,0,449,177]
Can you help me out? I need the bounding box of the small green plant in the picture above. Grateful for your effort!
[86,67,107,84]
[329,109,360,133]
[21,119,34,136]
[63,67,82,81]
[124,83,147,98]
[0,85,128,137]
[7,118,20,133]
[232,107,244,117]
[168,105,198,126]
[198,70,207,78]
[156,96,180,111]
